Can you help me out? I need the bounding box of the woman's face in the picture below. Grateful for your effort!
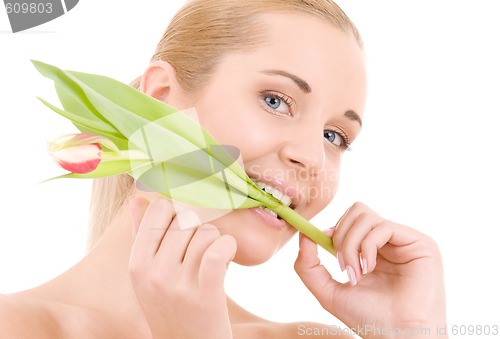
[164,13,366,265]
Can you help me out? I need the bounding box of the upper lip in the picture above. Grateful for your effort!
[247,172,302,209]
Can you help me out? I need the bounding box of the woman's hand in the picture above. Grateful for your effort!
[294,202,447,338]
[128,197,236,339]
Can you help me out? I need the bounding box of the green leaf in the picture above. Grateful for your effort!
[137,162,261,210]
[34,60,250,183]
[37,97,128,149]
[34,60,336,256]
[32,60,111,125]
[131,144,258,210]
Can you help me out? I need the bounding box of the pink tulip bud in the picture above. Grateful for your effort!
[48,133,115,174]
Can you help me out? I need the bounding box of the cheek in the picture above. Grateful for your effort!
[305,165,340,217]
[194,99,271,160]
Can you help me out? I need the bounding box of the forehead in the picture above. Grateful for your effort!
[211,12,366,117]
[256,13,364,82]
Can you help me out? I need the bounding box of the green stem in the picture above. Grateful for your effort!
[247,184,336,256]
[100,150,151,161]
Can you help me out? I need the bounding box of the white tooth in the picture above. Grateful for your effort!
[257,181,266,189]
[264,208,278,218]
[271,188,283,200]
[264,185,273,193]
[281,195,292,207]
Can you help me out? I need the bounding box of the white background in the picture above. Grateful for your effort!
[1,0,499,335]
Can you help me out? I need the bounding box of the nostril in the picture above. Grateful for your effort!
[289,158,305,168]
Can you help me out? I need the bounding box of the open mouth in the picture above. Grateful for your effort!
[250,177,298,220]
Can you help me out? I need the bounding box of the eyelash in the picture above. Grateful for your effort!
[260,90,352,151]
[324,128,352,152]
[260,90,294,117]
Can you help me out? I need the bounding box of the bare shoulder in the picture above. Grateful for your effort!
[228,298,352,339]
[0,293,61,339]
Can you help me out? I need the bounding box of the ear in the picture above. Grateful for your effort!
[139,60,177,102]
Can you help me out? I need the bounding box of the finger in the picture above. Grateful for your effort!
[359,221,393,274]
[294,232,341,311]
[155,210,200,266]
[182,224,221,281]
[333,202,372,253]
[340,212,381,283]
[129,196,151,237]
[198,234,237,290]
[360,222,427,272]
[130,198,175,262]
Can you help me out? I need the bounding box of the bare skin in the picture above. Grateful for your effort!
[0,196,349,339]
[0,12,446,339]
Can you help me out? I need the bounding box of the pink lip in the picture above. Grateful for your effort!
[249,207,286,231]
[246,172,303,209]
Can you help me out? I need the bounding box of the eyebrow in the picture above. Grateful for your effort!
[261,69,362,127]
[260,69,311,93]
[345,110,363,127]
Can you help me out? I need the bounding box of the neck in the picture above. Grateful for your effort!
[26,198,150,336]
[28,196,259,336]
[71,198,142,313]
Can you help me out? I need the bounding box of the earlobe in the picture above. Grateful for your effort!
[139,60,176,102]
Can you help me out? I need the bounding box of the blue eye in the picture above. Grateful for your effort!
[261,91,292,116]
[324,130,348,149]
[265,96,281,110]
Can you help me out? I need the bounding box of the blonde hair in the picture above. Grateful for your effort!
[87,0,362,250]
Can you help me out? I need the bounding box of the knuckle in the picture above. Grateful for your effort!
[148,269,170,291]
[128,259,144,279]
[293,258,303,273]
[293,258,309,275]
[351,201,366,211]
[360,239,371,253]
[419,235,442,257]
[357,211,372,224]
[342,240,358,256]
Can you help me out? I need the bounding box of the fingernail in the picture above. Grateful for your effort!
[337,251,345,271]
[361,257,368,275]
[346,265,357,286]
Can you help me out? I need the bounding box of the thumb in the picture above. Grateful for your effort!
[128,195,151,237]
[294,231,343,313]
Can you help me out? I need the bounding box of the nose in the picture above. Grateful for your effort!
[278,129,325,175]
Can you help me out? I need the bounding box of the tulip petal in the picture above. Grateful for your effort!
[51,143,101,174]
[54,160,147,179]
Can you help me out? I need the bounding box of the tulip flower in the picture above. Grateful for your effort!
[48,133,111,173]
[48,132,152,177]
[33,60,336,256]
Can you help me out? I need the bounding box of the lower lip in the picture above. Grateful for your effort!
[249,207,287,231]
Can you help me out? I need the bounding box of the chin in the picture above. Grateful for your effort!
[212,209,292,266]
[232,235,278,266]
